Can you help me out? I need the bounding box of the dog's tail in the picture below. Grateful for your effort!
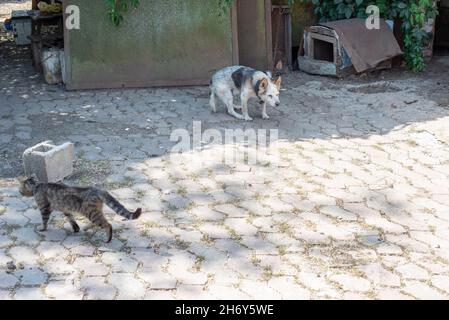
[209,89,217,113]
[99,191,142,220]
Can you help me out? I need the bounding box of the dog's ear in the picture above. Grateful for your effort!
[275,60,283,71]
[260,78,269,91]
[274,76,282,90]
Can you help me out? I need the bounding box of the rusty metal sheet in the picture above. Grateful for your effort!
[321,18,402,73]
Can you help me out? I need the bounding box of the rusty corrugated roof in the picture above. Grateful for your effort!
[321,18,403,73]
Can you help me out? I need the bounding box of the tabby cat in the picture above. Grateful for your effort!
[18,177,142,243]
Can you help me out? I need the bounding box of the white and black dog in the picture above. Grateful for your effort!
[209,66,282,121]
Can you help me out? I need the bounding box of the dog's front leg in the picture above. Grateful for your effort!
[261,102,269,119]
[241,93,253,121]
[226,102,244,120]
[222,91,243,120]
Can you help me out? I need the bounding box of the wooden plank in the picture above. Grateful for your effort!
[298,56,337,76]
[309,26,335,37]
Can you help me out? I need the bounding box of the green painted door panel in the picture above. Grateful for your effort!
[64,0,236,89]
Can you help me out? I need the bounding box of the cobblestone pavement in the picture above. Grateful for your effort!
[2,26,449,299]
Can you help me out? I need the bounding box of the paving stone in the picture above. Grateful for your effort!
[44,229,68,242]
[0,290,12,300]
[175,285,216,300]
[167,264,208,286]
[1,212,29,226]
[376,289,413,300]
[268,276,311,299]
[0,249,10,266]
[208,285,251,300]
[262,198,294,213]
[330,274,372,292]
[376,243,403,255]
[238,200,271,216]
[199,223,230,239]
[320,205,358,221]
[74,257,109,276]
[101,252,138,273]
[108,273,146,300]
[45,280,84,300]
[431,275,449,294]
[403,281,447,300]
[11,227,41,245]
[8,246,38,265]
[191,206,224,221]
[224,218,258,236]
[1,198,29,212]
[36,242,68,260]
[396,263,429,280]
[214,204,247,218]
[0,273,19,289]
[358,263,400,287]
[138,268,177,289]
[144,289,175,300]
[44,257,76,275]
[132,249,169,269]
[81,277,116,300]
[70,245,95,256]
[297,272,330,291]
[14,287,48,300]
[15,267,48,285]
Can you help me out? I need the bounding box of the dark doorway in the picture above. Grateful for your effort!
[271,4,292,69]
[313,38,334,62]
[236,0,273,71]
[434,0,449,55]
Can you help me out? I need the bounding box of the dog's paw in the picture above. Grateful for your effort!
[243,115,253,121]
[230,111,244,120]
[262,114,270,119]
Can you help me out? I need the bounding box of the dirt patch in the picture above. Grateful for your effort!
[347,83,402,94]
[67,158,112,187]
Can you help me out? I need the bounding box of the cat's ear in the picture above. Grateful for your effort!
[17,176,27,184]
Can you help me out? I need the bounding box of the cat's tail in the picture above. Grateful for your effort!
[100,191,142,220]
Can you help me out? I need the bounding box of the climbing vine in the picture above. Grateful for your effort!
[394,0,438,72]
[106,0,140,26]
[303,0,438,72]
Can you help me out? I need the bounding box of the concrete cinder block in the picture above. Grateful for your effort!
[23,141,74,183]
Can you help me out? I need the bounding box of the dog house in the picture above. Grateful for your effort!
[298,18,402,77]
[52,0,279,90]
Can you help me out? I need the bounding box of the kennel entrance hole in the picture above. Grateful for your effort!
[312,38,335,62]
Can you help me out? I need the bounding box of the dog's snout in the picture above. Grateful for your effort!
[275,102,280,107]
